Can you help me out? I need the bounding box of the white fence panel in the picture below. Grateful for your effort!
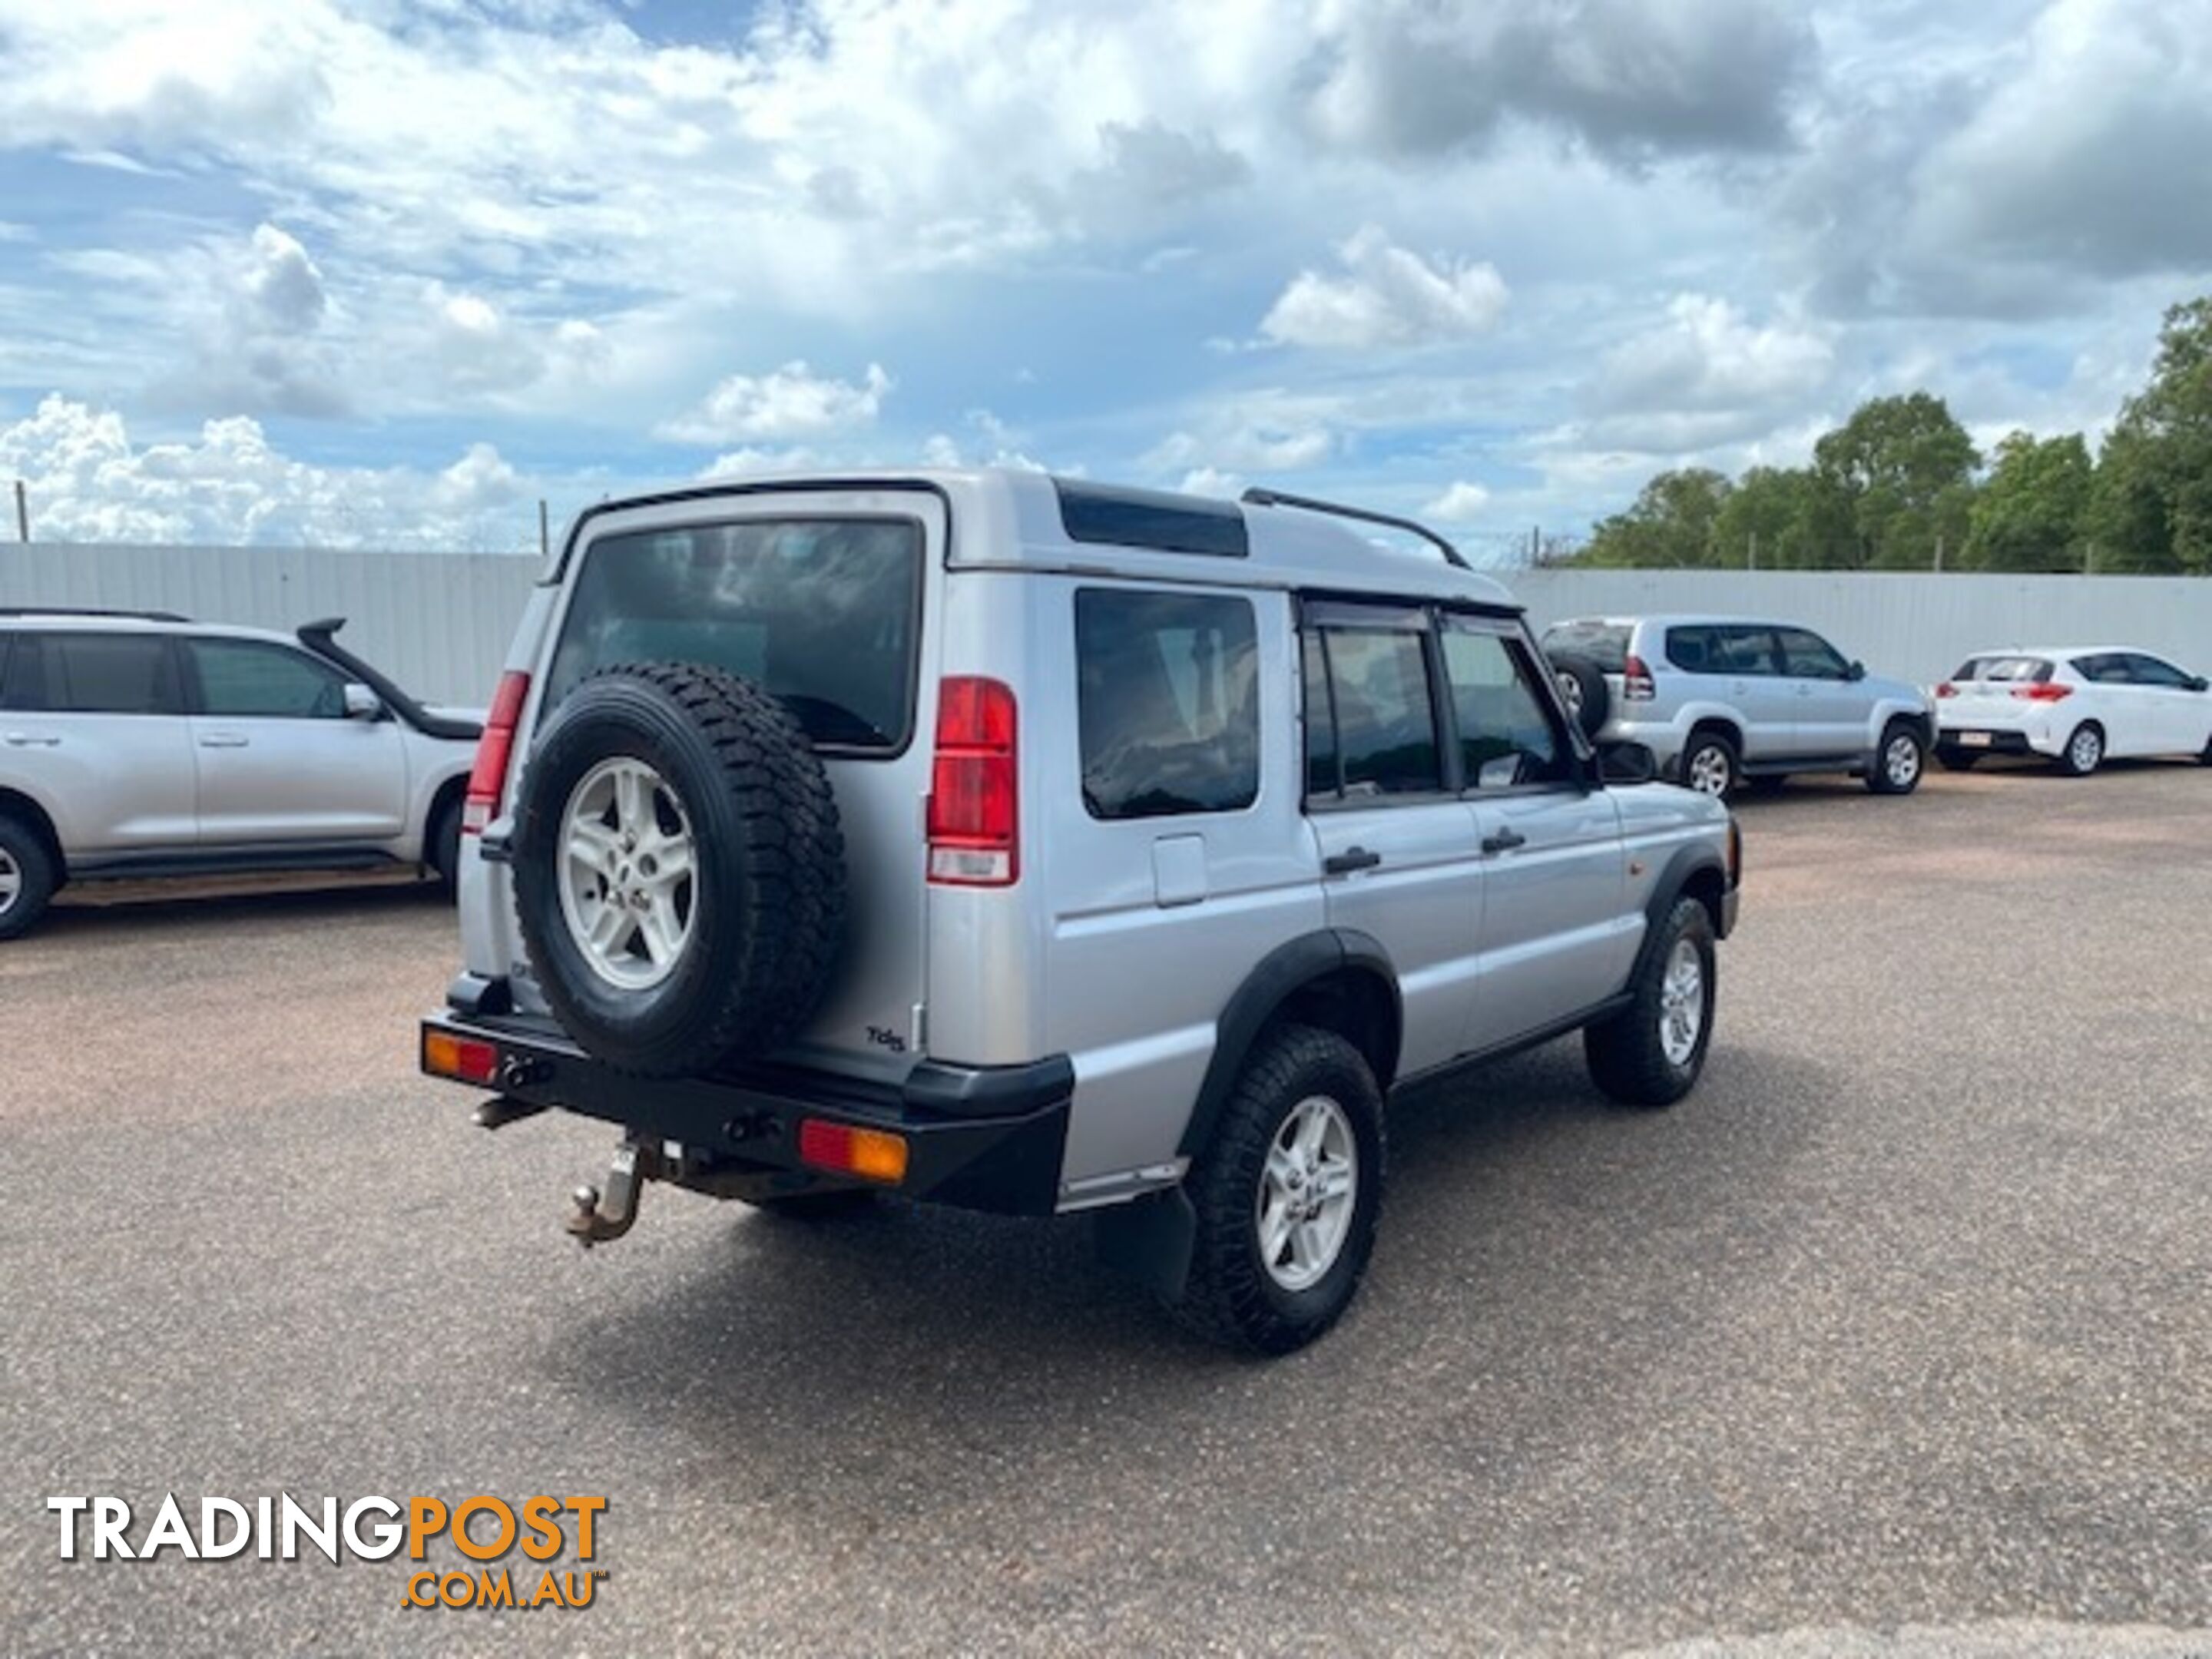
[0,543,543,706]
[5,543,2208,704]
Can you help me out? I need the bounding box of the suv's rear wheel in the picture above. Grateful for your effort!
[1174,1024,1385,1355]
[0,816,58,942]
[1866,719,1925,794]
[1680,730,1738,798]
[1585,896,1716,1107]
[512,661,846,1077]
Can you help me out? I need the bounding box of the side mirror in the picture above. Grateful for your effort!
[1846,661,1866,682]
[2188,676,2209,694]
[1597,740,1657,786]
[343,683,385,720]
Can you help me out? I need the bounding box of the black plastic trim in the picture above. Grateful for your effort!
[445,972,513,1018]
[420,1015,1071,1217]
[1647,842,1733,942]
[1055,478,1249,558]
[65,844,403,880]
[1395,993,1636,1092]
[296,619,485,741]
[1176,928,1402,1160]
[1241,486,1471,571]
[902,1054,1076,1121]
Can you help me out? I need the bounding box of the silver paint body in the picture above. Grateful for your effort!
[458,471,1734,1213]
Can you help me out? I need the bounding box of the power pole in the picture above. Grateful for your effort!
[1748,530,1757,571]
[1933,534,1945,573]
[538,498,550,559]
[12,479,25,544]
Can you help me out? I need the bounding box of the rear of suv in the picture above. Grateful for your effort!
[0,611,482,938]
[1541,615,1935,799]
[421,472,1741,1353]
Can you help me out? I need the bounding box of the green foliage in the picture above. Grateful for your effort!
[1568,303,2212,572]
[1964,432,2091,572]
[1579,468,1733,568]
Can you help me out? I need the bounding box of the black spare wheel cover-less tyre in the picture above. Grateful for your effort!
[1548,653,1611,739]
[512,661,846,1077]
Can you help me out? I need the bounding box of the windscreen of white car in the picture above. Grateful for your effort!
[543,518,923,753]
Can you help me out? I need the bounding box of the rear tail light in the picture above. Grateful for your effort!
[1622,653,1656,702]
[462,671,531,834]
[927,676,1018,886]
[422,1028,500,1085]
[2011,683,2074,702]
[1934,682,1959,698]
[797,1119,909,1184]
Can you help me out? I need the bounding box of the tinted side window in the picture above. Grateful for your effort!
[1442,627,1573,789]
[1715,626,1780,674]
[47,634,180,714]
[1777,628,1849,678]
[1303,631,1338,797]
[1075,588,1259,820]
[0,633,44,710]
[2075,654,2128,684]
[2122,654,2190,688]
[191,640,348,718]
[1312,625,1442,798]
[1665,625,1719,672]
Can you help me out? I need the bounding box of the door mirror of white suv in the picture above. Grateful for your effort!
[1597,740,1658,785]
[2187,675,2209,694]
[343,682,385,720]
[1845,660,1867,682]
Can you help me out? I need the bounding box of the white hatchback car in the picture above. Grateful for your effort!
[1932,647,2212,776]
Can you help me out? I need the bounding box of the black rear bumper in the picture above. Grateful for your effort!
[420,1010,1072,1217]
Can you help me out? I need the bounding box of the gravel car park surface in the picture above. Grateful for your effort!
[3,763,2209,1657]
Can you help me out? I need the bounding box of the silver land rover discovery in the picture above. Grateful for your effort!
[422,472,1741,1353]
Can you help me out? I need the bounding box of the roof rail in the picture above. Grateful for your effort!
[0,605,191,623]
[1239,487,1472,571]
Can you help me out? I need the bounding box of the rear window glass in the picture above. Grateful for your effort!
[545,518,922,752]
[1953,657,2051,683]
[1075,588,1259,820]
[1539,621,1631,673]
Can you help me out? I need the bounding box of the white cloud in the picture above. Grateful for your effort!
[1177,467,1244,498]
[697,446,820,479]
[1260,226,1508,350]
[657,362,892,446]
[1423,481,1491,522]
[1147,421,1333,473]
[1,396,537,549]
[1579,295,1837,450]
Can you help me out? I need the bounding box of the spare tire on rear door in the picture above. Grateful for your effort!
[512,661,846,1077]
[1547,653,1611,740]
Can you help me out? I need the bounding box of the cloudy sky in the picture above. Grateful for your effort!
[2,0,2208,558]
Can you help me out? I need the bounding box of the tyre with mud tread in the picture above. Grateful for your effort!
[512,661,845,1076]
[1548,654,1611,740]
[1172,1023,1386,1355]
[0,815,58,942]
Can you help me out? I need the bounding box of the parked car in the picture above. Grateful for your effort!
[419,471,1740,1354]
[0,609,484,939]
[1539,615,1935,798]
[1932,647,2212,775]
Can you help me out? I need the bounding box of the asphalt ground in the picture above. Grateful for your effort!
[2,758,2208,1657]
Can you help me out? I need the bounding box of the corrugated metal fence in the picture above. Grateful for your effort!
[4,542,2209,703]
[0,542,543,705]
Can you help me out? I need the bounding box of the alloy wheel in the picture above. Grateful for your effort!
[1658,937,1706,1066]
[1255,1094,1359,1292]
[0,846,18,916]
[1687,744,1732,796]
[1884,733,1922,788]
[556,757,698,991]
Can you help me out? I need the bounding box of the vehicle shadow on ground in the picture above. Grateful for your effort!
[41,875,444,933]
[537,1038,1827,1488]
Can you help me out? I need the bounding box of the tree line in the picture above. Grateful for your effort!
[1570,296,2212,575]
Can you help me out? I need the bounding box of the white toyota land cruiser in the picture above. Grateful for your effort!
[421,471,1740,1353]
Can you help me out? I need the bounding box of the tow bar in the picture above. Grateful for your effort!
[565,1138,658,1247]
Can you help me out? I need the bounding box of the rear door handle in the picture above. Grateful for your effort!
[3,733,60,747]
[197,733,250,749]
[1481,827,1527,855]
[1323,846,1382,875]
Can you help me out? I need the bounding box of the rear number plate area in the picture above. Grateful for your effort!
[1959,730,1993,747]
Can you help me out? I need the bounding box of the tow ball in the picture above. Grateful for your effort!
[565,1138,661,1247]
